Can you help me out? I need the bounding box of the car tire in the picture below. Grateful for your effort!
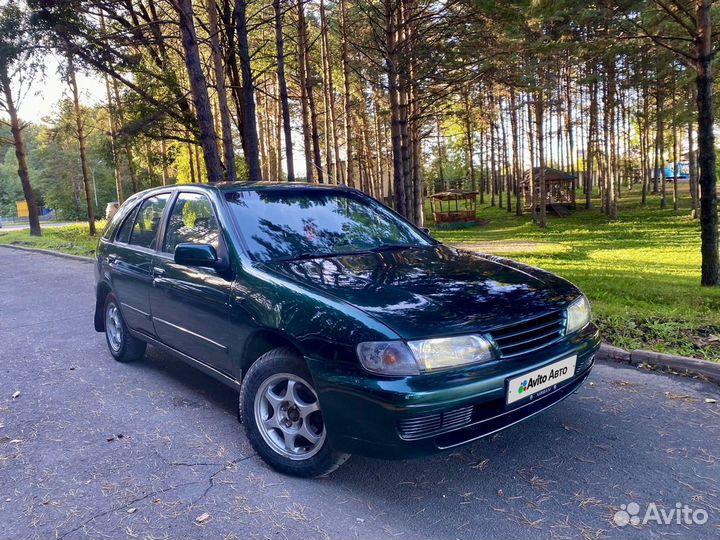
[103,293,146,363]
[240,347,350,477]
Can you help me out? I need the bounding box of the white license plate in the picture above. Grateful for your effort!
[506,355,577,405]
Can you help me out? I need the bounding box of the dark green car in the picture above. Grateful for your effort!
[94,182,600,477]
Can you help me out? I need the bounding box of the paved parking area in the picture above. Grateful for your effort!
[1,247,719,539]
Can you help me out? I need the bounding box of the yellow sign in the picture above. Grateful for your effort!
[16,201,28,218]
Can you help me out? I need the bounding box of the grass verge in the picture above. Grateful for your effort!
[432,186,720,361]
[0,222,101,258]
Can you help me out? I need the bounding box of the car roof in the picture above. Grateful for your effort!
[139,181,353,196]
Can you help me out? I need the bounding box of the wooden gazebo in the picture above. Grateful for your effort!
[521,168,576,215]
[429,190,478,229]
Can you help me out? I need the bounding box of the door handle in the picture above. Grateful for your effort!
[106,254,118,265]
[152,267,165,287]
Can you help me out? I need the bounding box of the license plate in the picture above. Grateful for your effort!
[506,355,577,405]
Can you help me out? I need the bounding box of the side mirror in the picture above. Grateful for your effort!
[420,227,431,235]
[174,243,218,268]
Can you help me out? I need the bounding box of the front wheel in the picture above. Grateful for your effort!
[104,293,146,363]
[240,348,350,477]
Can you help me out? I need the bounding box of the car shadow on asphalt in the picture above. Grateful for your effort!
[131,345,240,415]
[108,350,719,538]
[125,346,641,485]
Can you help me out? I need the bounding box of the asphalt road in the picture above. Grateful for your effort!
[1,247,719,540]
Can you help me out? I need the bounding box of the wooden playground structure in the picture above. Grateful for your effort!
[521,168,577,217]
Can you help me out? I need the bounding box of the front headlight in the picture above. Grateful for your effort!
[356,341,420,376]
[566,295,591,334]
[408,335,494,372]
[357,335,494,376]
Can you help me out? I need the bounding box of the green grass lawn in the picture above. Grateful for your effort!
[432,186,720,361]
[0,222,102,258]
[2,187,718,360]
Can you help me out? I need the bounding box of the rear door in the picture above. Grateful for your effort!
[148,191,234,374]
[110,193,171,337]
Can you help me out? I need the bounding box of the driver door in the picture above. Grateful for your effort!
[148,192,234,374]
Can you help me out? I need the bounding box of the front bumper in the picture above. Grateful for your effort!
[307,323,600,459]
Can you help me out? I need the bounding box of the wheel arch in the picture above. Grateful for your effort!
[239,329,305,379]
[94,281,112,332]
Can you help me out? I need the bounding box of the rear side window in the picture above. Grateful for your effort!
[114,205,140,244]
[129,194,170,249]
[163,193,220,253]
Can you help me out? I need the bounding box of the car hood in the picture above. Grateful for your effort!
[264,245,580,340]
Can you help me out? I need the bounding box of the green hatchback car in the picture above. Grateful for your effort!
[95,182,600,477]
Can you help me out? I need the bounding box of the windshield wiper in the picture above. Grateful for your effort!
[368,243,418,253]
[269,244,419,263]
[269,251,335,263]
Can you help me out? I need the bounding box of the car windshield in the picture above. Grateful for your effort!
[225,189,432,262]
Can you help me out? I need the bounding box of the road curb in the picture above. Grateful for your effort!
[0,243,93,263]
[597,343,720,384]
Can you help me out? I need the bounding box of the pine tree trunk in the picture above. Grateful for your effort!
[653,78,662,195]
[688,117,698,218]
[527,99,537,223]
[500,98,511,213]
[605,58,618,219]
[320,0,340,183]
[641,80,650,206]
[510,89,522,216]
[658,89,667,209]
[208,0,236,181]
[385,0,405,215]
[671,78,679,211]
[695,0,718,285]
[535,90,546,228]
[373,91,383,196]
[177,0,224,182]
[235,0,262,181]
[297,0,322,182]
[160,137,170,186]
[435,112,444,192]
[490,116,497,207]
[296,2,313,182]
[587,76,598,210]
[463,93,476,192]
[339,0,354,187]
[99,11,124,203]
[0,67,41,236]
[68,59,96,235]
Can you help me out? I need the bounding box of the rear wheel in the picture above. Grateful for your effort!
[104,293,146,363]
[240,347,350,477]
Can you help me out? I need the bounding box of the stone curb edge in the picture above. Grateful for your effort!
[597,343,720,385]
[0,243,93,263]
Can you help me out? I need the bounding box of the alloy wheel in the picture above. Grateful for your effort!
[253,373,326,460]
[105,303,123,352]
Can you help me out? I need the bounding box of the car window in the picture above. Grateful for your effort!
[129,194,170,250]
[225,189,430,262]
[163,193,220,253]
[114,204,140,244]
[102,200,128,240]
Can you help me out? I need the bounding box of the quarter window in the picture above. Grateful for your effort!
[114,205,140,244]
[163,193,220,253]
[129,194,170,249]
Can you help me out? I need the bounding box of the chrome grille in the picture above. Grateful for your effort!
[397,405,474,440]
[490,311,565,358]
